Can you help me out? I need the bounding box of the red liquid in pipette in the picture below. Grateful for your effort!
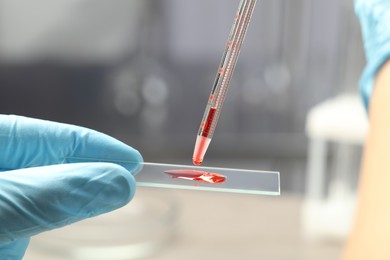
[192,136,210,166]
[164,169,226,184]
[202,107,217,137]
[193,158,203,166]
[192,107,217,166]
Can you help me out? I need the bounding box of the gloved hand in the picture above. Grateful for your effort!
[0,115,143,259]
[355,0,390,109]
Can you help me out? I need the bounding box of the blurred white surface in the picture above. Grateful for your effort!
[25,188,342,260]
[306,94,368,144]
[303,93,367,241]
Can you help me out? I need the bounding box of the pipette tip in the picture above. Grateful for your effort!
[192,135,211,166]
[192,158,203,166]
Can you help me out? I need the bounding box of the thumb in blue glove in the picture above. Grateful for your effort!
[0,115,143,259]
[355,0,390,109]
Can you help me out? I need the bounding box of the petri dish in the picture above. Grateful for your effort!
[136,162,280,196]
[27,189,178,260]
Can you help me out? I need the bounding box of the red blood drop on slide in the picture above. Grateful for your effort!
[164,169,226,184]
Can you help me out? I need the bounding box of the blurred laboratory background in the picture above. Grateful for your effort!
[0,0,367,259]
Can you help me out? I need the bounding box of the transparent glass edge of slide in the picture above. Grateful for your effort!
[135,162,280,196]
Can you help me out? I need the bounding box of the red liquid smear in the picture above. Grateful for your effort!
[202,107,217,137]
[164,169,226,184]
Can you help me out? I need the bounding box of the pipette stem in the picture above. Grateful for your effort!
[192,0,257,165]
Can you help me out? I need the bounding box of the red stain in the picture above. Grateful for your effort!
[164,169,226,184]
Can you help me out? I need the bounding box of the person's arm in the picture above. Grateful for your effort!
[342,60,390,259]
[342,1,390,258]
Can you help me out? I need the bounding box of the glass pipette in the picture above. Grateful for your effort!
[192,0,258,166]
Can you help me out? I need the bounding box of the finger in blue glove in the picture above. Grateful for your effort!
[0,115,143,259]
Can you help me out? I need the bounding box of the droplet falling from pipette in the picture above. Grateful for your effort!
[164,169,226,184]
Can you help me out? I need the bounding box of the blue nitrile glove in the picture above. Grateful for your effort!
[0,114,143,259]
[355,0,390,109]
